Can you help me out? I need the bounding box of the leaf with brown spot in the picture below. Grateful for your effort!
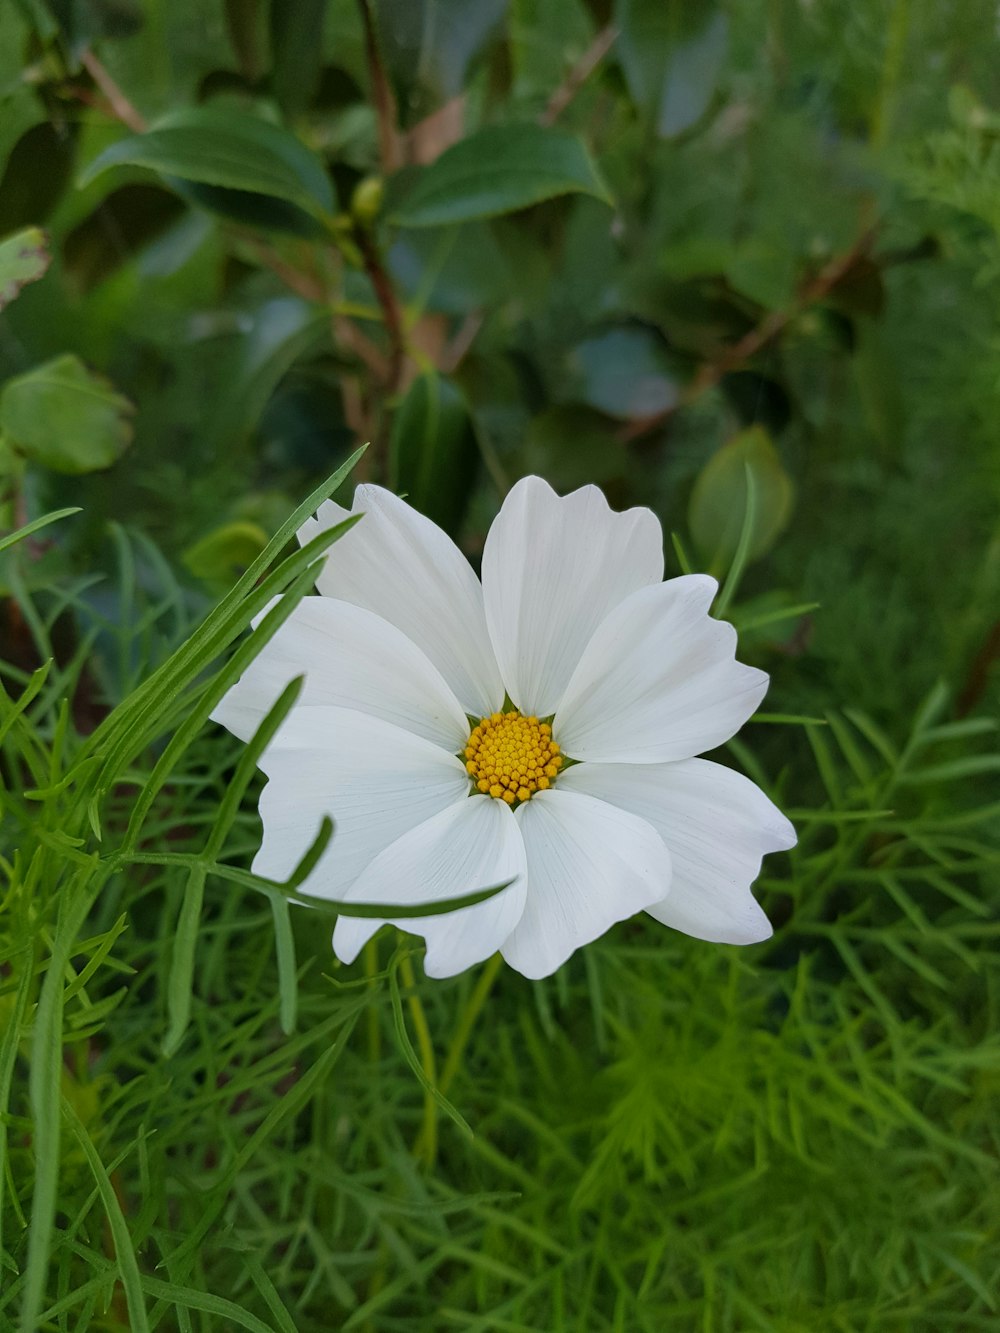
[0,227,51,311]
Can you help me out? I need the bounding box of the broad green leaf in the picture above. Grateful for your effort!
[202,296,330,453]
[224,0,269,82]
[0,354,134,475]
[0,122,78,233]
[0,226,50,310]
[394,124,612,227]
[689,426,794,570]
[63,184,186,293]
[521,406,624,490]
[271,0,326,116]
[391,372,477,532]
[567,327,681,419]
[615,0,728,138]
[375,0,507,116]
[181,519,270,589]
[79,105,336,232]
[510,0,594,102]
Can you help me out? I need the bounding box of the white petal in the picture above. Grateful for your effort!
[481,476,664,717]
[555,576,768,763]
[559,759,795,945]
[251,708,469,901]
[333,796,527,979]
[500,789,671,980]
[299,486,504,717]
[211,596,469,752]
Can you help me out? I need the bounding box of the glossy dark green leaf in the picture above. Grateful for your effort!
[394,124,612,227]
[0,227,51,310]
[390,372,478,533]
[375,0,507,118]
[224,0,269,82]
[615,0,728,138]
[0,354,134,474]
[203,297,330,454]
[510,0,594,102]
[63,185,185,293]
[79,105,336,227]
[567,327,681,419]
[270,0,326,116]
[0,122,78,233]
[688,426,794,569]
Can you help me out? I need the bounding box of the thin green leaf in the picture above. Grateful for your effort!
[21,869,104,1333]
[0,507,80,555]
[62,1100,150,1333]
[139,1276,274,1333]
[389,951,473,1141]
[162,867,207,1057]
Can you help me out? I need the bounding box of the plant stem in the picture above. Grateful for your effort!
[356,0,401,172]
[353,226,406,481]
[364,936,381,1063]
[541,25,618,126]
[80,48,147,132]
[399,954,437,1166]
[438,952,503,1100]
[619,227,878,442]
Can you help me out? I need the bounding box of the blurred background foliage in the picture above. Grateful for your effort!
[2,0,999,1328]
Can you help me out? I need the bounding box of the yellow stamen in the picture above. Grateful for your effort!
[463,709,564,806]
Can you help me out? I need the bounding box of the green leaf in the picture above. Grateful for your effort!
[0,226,50,310]
[0,122,79,234]
[521,406,624,490]
[224,0,269,82]
[0,506,80,555]
[181,519,270,589]
[9,0,59,44]
[0,354,134,475]
[79,105,336,233]
[393,124,612,228]
[615,0,728,138]
[390,372,477,532]
[270,0,326,116]
[375,0,506,115]
[202,296,330,453]
[566,326,681,419]
[62,1098,150,1333]
[688,426,794,571]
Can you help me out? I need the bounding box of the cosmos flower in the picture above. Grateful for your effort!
[213,477,795,979]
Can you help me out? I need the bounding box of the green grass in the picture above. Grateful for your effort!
[2,466,997,1331]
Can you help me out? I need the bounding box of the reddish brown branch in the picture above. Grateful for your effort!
[620,228,880,442]
[80,48,147,132]
[356,0,401,171]
[542,24,619,126]
[957,620,1000,717]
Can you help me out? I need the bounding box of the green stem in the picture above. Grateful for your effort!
[438,953,503,1101]
[364,936,381,1064]
[399,954,437,1166]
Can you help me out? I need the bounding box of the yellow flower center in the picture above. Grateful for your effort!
[464,710,563,805]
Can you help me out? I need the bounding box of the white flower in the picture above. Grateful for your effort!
[213,476,796,980]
